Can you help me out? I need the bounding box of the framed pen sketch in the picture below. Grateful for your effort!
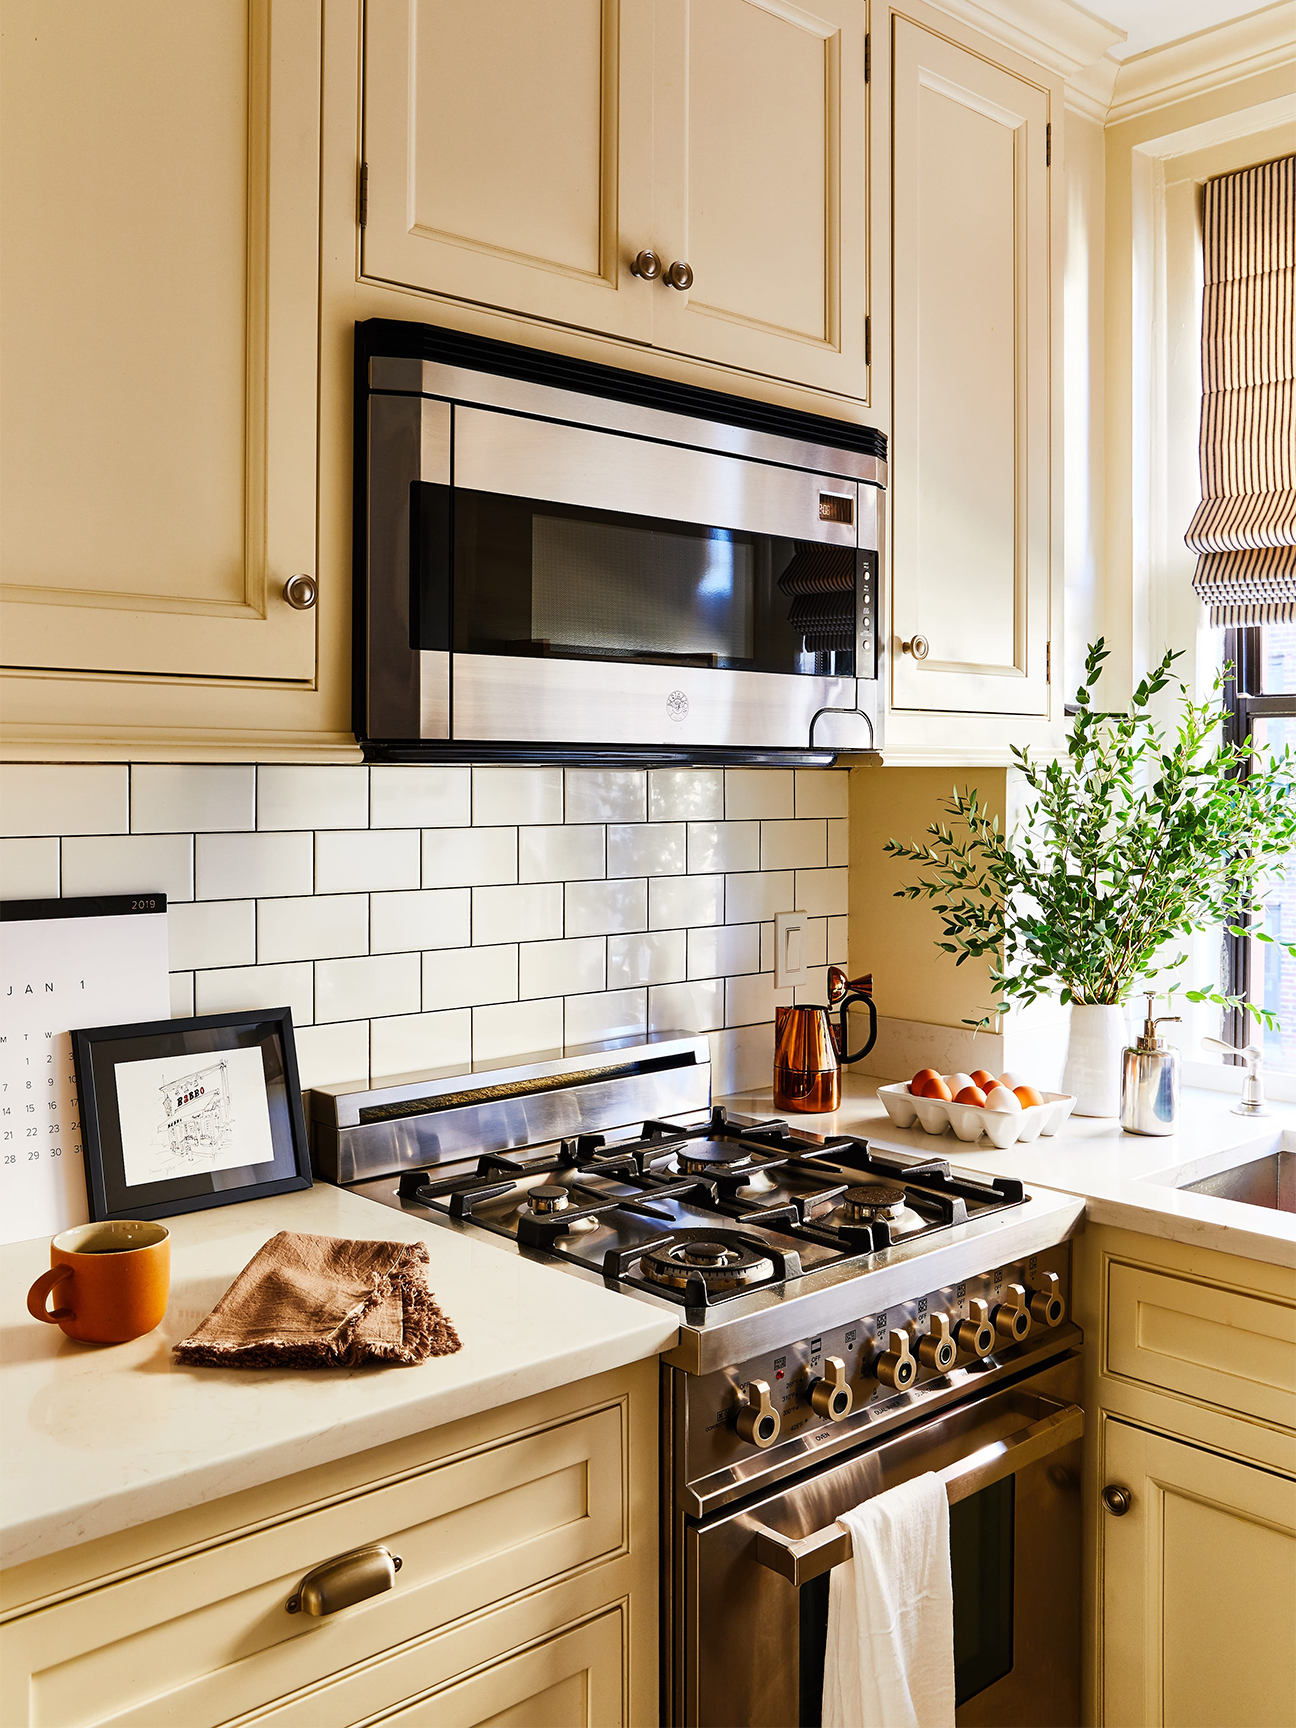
[72,1007,312,1222]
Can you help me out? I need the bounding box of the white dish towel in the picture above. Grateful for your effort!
[822,1471,956,1728]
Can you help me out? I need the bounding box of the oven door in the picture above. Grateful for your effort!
[681,1354,1082,1728]
[442,408,878,750]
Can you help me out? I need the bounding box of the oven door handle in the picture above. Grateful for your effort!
[751,1399,1084,1588]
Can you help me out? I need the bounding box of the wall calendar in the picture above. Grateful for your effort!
[1,895,170,1246]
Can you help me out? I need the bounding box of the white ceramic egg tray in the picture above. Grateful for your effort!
[877,1082,1077,1149]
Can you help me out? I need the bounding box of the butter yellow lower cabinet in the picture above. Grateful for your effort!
[0,1361,657,1728]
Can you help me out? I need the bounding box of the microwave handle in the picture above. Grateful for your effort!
[751,1398,1083,1588]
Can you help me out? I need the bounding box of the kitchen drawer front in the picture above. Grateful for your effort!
[1106,1260,1296,1431]
[1,1403,624,1728]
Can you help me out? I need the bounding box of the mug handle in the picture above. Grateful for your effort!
[27,1264,75,1324]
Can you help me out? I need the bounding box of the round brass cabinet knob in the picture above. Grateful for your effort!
[1101,1485,1132,1517]
[283,573,318,611]
[901,634,930,659]
[631,248,662,280]
[665,259,694,291]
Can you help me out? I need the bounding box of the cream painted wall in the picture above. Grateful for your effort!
[1062,107,1107,699]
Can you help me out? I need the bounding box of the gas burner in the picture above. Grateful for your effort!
[522,1183,600,1232]
[674,1140,778,1191]
[638,1230,776,1293]
[839,1183,908,1222]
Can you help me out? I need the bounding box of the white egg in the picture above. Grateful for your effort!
[997,1072,1021,1090]
[944,1073,974,1094]
[984,1085,1022,1113]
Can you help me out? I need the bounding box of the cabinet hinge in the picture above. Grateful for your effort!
[1046,641,1052,682]
[865,315,871,367]
[864,33,870,84]
[1045,123,1051,168]
[358,161,368,228]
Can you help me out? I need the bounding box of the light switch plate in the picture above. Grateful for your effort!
[775,911,813,989]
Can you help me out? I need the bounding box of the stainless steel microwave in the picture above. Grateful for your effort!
[355,321,887,763]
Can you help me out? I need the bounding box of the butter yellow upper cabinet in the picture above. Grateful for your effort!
[888,14,1052,719]
[0,0,322,683]
[361,0,869,401]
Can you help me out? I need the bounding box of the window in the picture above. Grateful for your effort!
[1222,621,1296,1072]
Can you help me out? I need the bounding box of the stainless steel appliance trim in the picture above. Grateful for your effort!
[370,355,888,492]
[453,405,860,546]
[451,653,861,750]
[751,1395,1084,1585]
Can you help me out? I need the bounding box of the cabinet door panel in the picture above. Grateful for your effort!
[1102,1420,1296,1728]
[363,0,653,341]
[0,0,320,680]
[652,0,868,397]
[890,19,1049,715]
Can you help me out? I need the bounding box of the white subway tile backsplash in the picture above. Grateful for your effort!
[316,829,420,893]
[650,873,723,930]
[519,936,604,1000]
[827,818,849,867]
[170,899,256,972]
[564,768,646,823]
[423,826,517,889]
[1,764,127,838]
[760,819,827,871]
[607,929,687,988]
[62,833,194,902]
[196,831,312,901]
[708,1023,775,1094]
[370,1009,471,1080]
[370,765,470,829]
[259,765,368,831]
[257,894,367,964]
[131,765,254,834]
[607,822,685,879]
[795,768,850,818]
[648,767,723,821]
[169,972,194,1017]
[195,961,313,1024]
[649,978,723,1035]
[727,970,788,1028]
[473,766,562,827]
[371,888,471,955]
[473,882,562,945]
[688,923,759,981]
[316,953,420,1024]
[565,877,647,938]
[796,867,849,917]
[520,824,604,883]
[473,997,563,1068]
[725,768,794,820]
[423,944,518,1011]
[686,820,759,874]
[724,870,794,924]
[0,836,58,899]
[294,1020,369,1091]
[565,988,647,1048]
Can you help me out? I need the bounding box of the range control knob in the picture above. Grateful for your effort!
[732,1380,781,1449]
[809,1356,854,1421]
[918,1312,957,1373]
[993,1284,1033,1345]
[1030,1272,1066,1328]
[874,1329,917,1390]
[955,1299,995,1359]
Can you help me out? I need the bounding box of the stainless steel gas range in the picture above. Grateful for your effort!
[311,1034,1086,1728]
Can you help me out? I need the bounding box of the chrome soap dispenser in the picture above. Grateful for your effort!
[1120,995,1181,1135]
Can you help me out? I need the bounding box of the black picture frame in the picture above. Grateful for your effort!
[71,1007,312,1222]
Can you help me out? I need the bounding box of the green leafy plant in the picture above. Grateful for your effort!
[884,640,1296,1030]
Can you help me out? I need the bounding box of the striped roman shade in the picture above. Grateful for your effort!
[1186,154,1295,626]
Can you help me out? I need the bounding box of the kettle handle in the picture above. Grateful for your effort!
[838,992,877,1065]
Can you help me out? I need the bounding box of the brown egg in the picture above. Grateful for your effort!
[954,1085,988,1107]
[969,1068,997,1091]
[914,1074,954,1101]
[909,1067,942,1095]
[1013,1084,1044,1107]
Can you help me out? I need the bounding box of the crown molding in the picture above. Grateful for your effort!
[1066,55,1119,122]
[1106,4,1296,127]
[920,0,1126,80]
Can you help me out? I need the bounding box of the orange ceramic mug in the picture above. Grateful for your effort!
[26,1220,170,1343]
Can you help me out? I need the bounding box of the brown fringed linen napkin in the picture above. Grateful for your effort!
[174,1232,461,1369]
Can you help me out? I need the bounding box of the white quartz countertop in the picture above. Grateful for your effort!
[719,1075,1296,1270]
[0,1183,679,1571]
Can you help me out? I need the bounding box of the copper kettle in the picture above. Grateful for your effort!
[773,966,877,1114]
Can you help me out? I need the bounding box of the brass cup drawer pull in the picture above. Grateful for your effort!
[286,1543,402,1616]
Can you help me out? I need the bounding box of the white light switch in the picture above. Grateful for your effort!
[775,910,813,989]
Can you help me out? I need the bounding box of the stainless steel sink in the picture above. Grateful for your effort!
[1182,1149,1296,1213]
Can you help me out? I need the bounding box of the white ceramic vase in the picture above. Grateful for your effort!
[1062,1003,1128,1117]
